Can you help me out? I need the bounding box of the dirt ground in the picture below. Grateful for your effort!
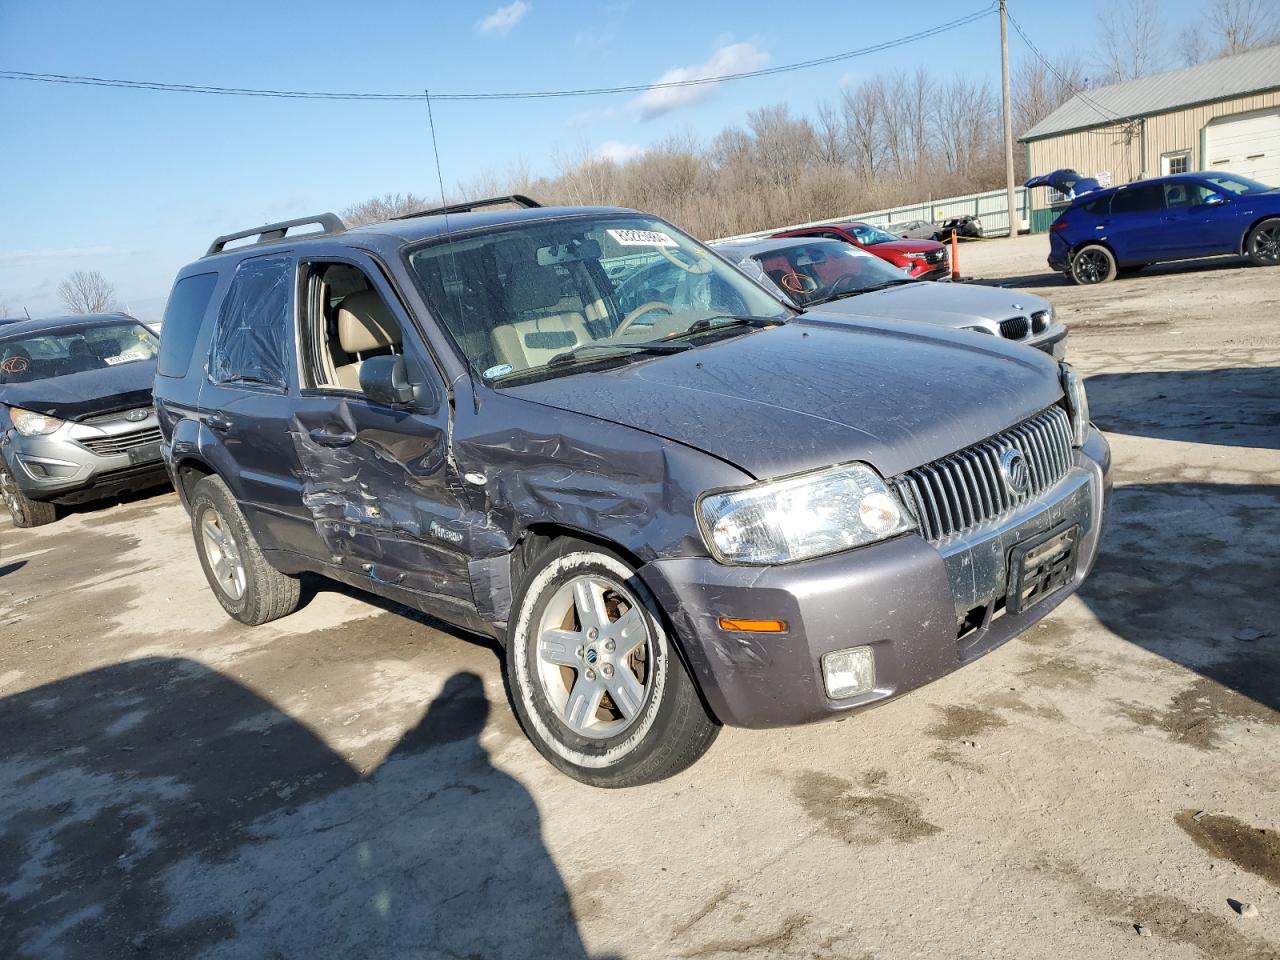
[1,235,1277,959]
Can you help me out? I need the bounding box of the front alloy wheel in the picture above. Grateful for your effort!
[507,540,719,787]
[0,462,57,528]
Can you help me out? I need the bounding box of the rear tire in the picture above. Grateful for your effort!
[0,462,57,528]
[189,475,300,625]
[1245,218,1280,266]
[1070,244,1117,285]
[505,538,719,788]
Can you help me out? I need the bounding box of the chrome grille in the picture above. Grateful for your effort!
[895,406,1073,542]
[80,427,162,457]
[999,316,1030,340]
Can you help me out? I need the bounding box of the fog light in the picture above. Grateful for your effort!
[821,645,876,699]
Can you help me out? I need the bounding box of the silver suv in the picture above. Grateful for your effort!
[0,314,167,527]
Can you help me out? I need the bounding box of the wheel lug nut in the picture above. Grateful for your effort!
[586,668,596,681]
[604,639,615,652]
[576,646,584,659]
[602,664,614,679]
[588,627,599,640]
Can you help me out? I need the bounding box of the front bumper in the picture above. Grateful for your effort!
[1030,324,1068,360]
[1,413,168,504]
[641,427,1111,728]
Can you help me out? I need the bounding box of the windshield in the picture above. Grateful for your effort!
[1201,173,1271,196]
[746,241,911,306]
[849,224,900,246]
[405,214,790,382]
[0,322,158,385]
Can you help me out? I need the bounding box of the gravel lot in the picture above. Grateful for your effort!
[1,235,1277,959]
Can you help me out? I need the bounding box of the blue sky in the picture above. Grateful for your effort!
[0,0,1203,320]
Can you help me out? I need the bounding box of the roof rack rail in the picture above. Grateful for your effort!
[391,194,542,221]
[205,213,346,258]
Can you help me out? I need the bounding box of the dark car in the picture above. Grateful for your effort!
[1045,171,1280,284]
[154,198,1109,788]
[772,221,950,279]
[0,313,168,527]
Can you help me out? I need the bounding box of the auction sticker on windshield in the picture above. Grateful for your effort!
[607,229,679,247]
[105,350,148,366]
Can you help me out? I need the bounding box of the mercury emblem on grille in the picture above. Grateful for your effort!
[999,447,1030,495]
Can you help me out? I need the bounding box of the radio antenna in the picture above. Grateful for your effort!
[424,89,467,390]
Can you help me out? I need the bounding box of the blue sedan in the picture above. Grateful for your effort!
[1038,171,1280,284]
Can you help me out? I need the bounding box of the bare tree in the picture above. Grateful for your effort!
[1207,0,1280,55]
[341,192,432,226]
[57,271,116,314]
[1097,0,1163,81]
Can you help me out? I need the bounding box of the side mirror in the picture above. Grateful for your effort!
[1204,193,1227,206]
[360,355,414,406]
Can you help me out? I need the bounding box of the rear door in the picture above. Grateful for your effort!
[197,253,326,558]
[288,252,472,607]
[1105,183,1166,263]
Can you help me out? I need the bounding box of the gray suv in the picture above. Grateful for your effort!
[154,197,1111,788]
[1,314,167,527]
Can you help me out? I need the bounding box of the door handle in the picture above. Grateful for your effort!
[206,414,232,433]
[308,427,356,447]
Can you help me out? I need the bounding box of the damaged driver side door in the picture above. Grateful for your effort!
[289,254,474,610]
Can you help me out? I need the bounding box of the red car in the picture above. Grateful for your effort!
[773,221,950,279]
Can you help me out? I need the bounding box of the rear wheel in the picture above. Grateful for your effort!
[1070,244,1117,285]
[505,538,719,788]
[0,462,57,528]
[190,475,300,625]
[1246,218,1280,266]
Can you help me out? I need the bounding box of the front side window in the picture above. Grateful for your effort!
[0,322,159,384]
[405,215,790,382]
[209,256,290,389]
[298,261,410,395]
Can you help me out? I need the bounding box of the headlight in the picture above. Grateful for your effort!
[698,463,914,565]
[1059,362,1090,446]
[10,407,65,437]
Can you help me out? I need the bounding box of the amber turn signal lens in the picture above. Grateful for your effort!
[717,617,788,633]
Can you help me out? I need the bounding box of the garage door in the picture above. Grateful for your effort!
[1205,108,1280,187]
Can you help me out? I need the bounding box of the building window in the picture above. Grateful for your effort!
[1162,150,1191,175]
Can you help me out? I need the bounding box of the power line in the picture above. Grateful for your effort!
[0,5,996,103]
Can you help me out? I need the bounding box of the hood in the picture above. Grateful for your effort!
[1025,168,1101,198]
[867,238,944,255]
[0,360,156,421]
[807,281,1050,328]
[504,317,1061,481]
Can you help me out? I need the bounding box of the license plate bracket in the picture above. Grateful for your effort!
[127,441,162,465]
[1007,522,1080,615]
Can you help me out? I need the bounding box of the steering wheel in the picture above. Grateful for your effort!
[615,301,675,338]
[828,273,867,296]
[658,246,712,275]
[778,272,819,296]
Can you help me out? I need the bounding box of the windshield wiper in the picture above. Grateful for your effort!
[673,314,788,338]
[808,279,916,306]
[545,341,691,368]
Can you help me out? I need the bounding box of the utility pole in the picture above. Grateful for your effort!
[999,0,1017,236]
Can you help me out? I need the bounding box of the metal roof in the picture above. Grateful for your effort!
[1022,44,1280,141]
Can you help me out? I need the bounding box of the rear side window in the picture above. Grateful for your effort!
[156,272,218,378]
[1080,196,1111,215]
[1110,184,1164,214]
[209,256,291,389]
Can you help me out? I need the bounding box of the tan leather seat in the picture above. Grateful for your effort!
[333,290,401,390]
[491,263,591,369]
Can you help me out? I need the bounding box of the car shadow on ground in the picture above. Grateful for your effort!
[1079,480,1279,715]
[0,560,26,578]
[0,660,608,959]
[973,253,1256,290]
[1085,367,1280,450]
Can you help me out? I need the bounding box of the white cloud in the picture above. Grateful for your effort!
[594,141,646,164]
[477,1,530,36]
[630,42,769,119]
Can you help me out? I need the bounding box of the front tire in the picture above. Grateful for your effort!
[189,475,300,625]
[506,539,719,788]
[1246,218,1280,266]
[1070,244,1118,285]
[0,462,57,528]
